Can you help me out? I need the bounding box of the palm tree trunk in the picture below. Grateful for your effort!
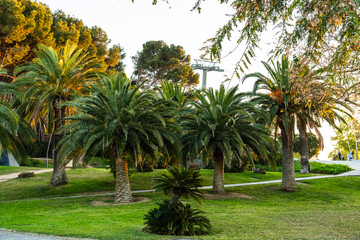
[170,192,180,205]
[297,121,310,173]
[280,123,296,192]
[115,157,133,203]
[50,104,68,186]
[213,150,225,194]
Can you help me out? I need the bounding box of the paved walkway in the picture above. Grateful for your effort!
[0,228,94,240]
[0,169,53,182]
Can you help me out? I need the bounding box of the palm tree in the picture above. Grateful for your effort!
[182,85,272,194]
[153,166,203,205]
[243,57,300,191]
[13,42,101,186]
[0,70,33,162]
[58,73,181,203]
[293,66,352,173]
[156,80,195,166]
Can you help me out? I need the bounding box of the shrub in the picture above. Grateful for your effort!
[143,200,211,236]
[21,158,53,168]
[224,160,251,173]
[18,172,35,178]
[189,162,201,170]
[254,167,266,174]
[310,162,352,174]
[144,166,211,236]
[254,164,282,172]
[136,157,154,172]
[24,141,49,158]
[294,160,301,172]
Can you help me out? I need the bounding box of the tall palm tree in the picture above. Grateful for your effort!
[293,66,352,173]
[13,42,101,186]
[182,85,272,194]
[243,57,301,191]
[58,73,181,203]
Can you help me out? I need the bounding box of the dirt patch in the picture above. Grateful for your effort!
[91,197,150,206]
[204,192,254,200]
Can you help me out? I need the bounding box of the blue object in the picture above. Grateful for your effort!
[0,148,10,166]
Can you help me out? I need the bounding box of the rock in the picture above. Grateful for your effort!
[18,172,35,178]
[254,167,266,174]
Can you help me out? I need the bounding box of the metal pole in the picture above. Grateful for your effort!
[202,69,207,89]
[354,132,358,160]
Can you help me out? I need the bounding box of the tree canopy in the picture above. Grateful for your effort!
[193,0,360,79]
[0,0,125,82]
[132,40,199,88]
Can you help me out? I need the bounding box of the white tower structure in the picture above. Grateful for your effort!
[191,59,224,89]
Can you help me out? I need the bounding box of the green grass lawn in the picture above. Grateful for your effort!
[0,166,47,175]
[0,173,359,239]
[0,168,317,202]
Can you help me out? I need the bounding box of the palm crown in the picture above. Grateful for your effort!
[12,41,101,186]
[182,85,271,193]
[58,73,182,203]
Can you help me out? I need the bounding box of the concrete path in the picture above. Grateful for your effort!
[0,228,94,240]
[0,169,53,183]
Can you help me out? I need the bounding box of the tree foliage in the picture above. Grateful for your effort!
[13,42,101,186]
[182,85,272,193]
[132,40,199,88]
[187,0,360,84]
[0,0,53,82]
[58,73,182,203]
[0,74,33,162]
[329,117,360,159]
[0,0,125,82]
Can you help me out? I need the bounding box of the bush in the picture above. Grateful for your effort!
[225,160,251,173]
[21,158,53,168]
[189,162,201,170]
[254,164,282,172]
[143,200,211,236]
[254,167,266,174]
[24,141,49,158]
[144,166,211,236]
[18,172,35,178]
[136,157,154,172]
[206,159,250,173]
[310,162,352,174]
[294,160,301,172]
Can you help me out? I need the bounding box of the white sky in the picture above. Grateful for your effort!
[39,0,336,160]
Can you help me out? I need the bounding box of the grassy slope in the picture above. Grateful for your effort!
[0,176,359,239]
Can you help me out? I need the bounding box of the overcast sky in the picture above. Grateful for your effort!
[39,0,336,159]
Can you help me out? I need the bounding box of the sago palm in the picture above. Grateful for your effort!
[58,73,181,203]
[13,42,101,186]
[153,166,203,205]
[182,85,271,193]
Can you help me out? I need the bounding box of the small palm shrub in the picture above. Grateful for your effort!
[143,166,211,236]
[144,200,211,236]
